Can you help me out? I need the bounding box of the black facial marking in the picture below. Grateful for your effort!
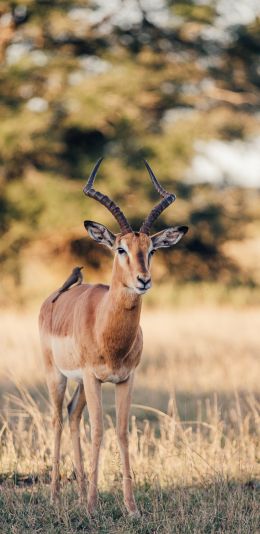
[137,250,146,271]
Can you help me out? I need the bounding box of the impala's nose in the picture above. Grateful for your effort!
[137,274,151,289]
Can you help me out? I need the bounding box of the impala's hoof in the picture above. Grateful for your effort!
[50,493,60,505]
[87,498,98,517]
[128,509,141,519]
[78,488,87,504]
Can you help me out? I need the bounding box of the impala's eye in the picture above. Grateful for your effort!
[117,248,126,255]
[149,249,156,257]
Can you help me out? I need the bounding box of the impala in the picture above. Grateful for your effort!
[39,159,188,517]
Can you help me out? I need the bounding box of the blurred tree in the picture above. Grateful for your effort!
[0,0,259,299]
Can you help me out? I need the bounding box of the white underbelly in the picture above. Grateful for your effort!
[59,367,83,382]
[93,364,131,384]
[50,335,80,376]
[47,335,131,384]
[59,367,130,384]
[94,372,122,384]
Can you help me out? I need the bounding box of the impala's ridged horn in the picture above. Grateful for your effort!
[139,160,176,235]
[83,158,132,235]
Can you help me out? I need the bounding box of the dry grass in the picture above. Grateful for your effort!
[1,307,260,394]
[0,308,260,533]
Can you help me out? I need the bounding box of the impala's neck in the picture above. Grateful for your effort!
[110,272,141,308]
[97,267,142,363]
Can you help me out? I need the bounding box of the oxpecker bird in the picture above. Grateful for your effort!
[52,266,83,303]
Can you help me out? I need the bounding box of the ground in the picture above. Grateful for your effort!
[0,308,259,533]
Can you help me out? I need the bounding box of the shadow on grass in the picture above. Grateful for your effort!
[1,378,259,532]
[0,478,259,534]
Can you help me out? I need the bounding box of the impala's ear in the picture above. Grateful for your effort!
[84,220,116,249]
[151,226,188,249]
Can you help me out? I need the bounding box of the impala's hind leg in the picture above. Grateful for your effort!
[46,366,67,503]
[67,382,87,500]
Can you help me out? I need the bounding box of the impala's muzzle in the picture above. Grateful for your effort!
[136,274,152,294]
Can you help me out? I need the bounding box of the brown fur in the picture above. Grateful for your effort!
[38,232,151,516]
[39,282,142,372]
[39,225,187,516]
[39,232,151,372]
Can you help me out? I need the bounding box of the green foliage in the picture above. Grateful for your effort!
[172,2,216,23]
[0,183,44,286]
[0,1,260,301]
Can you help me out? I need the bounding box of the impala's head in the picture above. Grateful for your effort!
[83,159,188,295]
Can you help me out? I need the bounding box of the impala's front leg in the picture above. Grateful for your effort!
[83,371,103,514]
[115,372,140,517]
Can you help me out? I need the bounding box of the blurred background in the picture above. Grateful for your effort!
[1,0,260,405]
[0,4,260,516]
[0,0,260,307]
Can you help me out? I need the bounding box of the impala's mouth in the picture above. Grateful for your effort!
[135,288,148,295]
[135,282,152,294]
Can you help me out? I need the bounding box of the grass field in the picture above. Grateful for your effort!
[0,308,259,533]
